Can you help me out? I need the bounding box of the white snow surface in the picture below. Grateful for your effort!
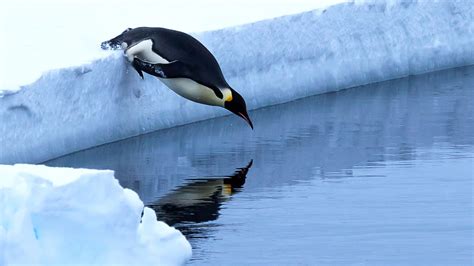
[1,0,473,163]
[0,164,192,265]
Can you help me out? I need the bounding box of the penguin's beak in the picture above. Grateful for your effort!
[237,111,254,129]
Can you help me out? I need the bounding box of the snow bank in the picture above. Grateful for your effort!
[0,164,192,265]
[1,0,473,163]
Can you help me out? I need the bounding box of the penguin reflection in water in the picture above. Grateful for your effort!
[101,27,253,129]
[147,160,253,228]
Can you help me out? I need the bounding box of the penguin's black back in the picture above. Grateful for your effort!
[124,27,230,89]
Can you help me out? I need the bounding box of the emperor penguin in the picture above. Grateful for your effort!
[148,160,253,225]
[101,27,253,129]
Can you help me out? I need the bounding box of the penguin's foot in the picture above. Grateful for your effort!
[131,59,145,79]
[132,58,167,79]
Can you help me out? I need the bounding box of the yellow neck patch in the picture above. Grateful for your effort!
[221,88,233,105]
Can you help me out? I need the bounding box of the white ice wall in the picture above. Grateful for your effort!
[1,1,473,164]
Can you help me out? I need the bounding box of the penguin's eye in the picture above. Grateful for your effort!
[122,28,132,34]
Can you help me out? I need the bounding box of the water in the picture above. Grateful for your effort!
[46,66,474,265]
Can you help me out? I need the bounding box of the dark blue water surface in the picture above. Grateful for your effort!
[47,66,474,265]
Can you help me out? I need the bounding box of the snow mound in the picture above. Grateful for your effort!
[0,164,192,266]
[1,0,473,163]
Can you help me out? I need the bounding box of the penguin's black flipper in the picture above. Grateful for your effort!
[133,59,169,78]
[132,58,166,78]
[132,58,183,79]
[132,59,224,99]
[131,59,145,79]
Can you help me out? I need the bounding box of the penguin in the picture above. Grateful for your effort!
[148,160,253,225]
[101,27,253,129]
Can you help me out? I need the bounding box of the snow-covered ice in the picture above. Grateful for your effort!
[0,164,192,265]
[1,0,473,163]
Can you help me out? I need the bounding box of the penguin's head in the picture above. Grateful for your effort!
[224,88,253,129]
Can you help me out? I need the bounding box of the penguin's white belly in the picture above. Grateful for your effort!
[159,78,223,106]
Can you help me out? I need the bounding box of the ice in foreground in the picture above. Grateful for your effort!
[0,164,192,265]
[1,1,473,163]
